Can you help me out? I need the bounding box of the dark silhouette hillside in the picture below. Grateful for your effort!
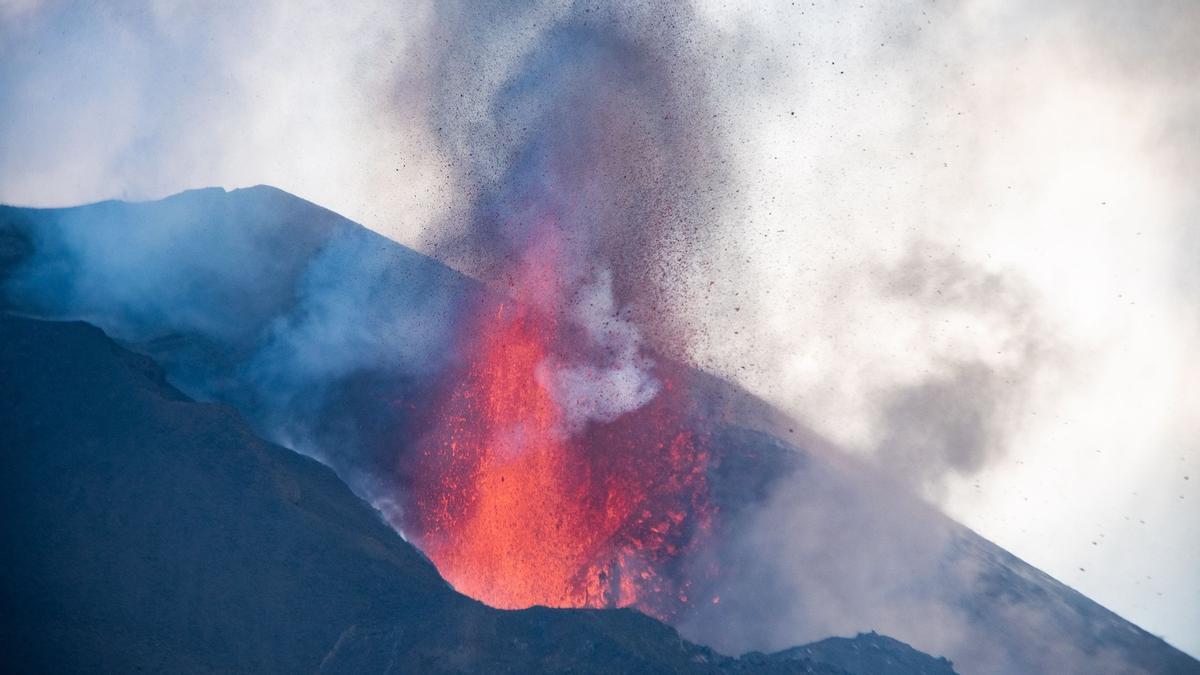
[3,314,952,674]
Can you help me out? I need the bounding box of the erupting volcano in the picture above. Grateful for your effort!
[406,221,714,619]
[391,3,733,622]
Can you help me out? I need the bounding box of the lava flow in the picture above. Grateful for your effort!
[405,227,714,618]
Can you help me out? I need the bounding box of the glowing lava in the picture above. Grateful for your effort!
[406,229,713,617]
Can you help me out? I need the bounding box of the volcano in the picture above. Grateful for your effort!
[2,187,1197,674]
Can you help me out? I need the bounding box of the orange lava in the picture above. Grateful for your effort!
[407,248,713,616]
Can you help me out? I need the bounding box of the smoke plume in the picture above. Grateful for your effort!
[409,1,731,433]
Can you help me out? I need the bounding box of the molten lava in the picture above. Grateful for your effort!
[407,243,713,617]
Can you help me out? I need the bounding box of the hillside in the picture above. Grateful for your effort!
[1,314,893,673]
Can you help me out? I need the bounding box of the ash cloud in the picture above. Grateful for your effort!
[414,1,731,431]
[677,0,1200,666]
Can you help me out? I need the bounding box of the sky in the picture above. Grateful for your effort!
[2,0,1197,657]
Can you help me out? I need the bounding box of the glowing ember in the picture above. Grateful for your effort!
[405,224,713,617]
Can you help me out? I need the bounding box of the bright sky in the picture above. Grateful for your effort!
[2,0,1196,657]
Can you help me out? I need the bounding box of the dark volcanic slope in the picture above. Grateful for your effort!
[0,314,882,674]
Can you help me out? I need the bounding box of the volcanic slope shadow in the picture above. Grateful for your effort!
[1,186,1197,674]
[0,314,958,674]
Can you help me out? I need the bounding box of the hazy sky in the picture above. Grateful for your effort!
[2,0,1196,656]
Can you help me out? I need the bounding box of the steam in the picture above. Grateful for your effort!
[239,221,465,467]
[537,269,660,434]
[415,1,726,432]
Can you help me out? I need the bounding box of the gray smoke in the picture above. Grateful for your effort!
[869,245,1057,497]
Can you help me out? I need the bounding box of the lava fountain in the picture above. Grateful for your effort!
[405,218,715,618]
[401,2,728,619]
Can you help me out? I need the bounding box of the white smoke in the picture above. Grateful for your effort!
[537,268,660,435]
